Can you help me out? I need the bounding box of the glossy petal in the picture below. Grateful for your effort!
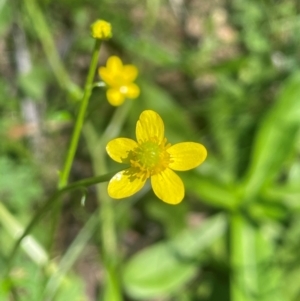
[108,169,146,199]
[99,67,115,87]
[125,83,140,99]
[123,65,138,83]
[168,142,207,171]
[107,89,125,106]
[106,56,123,73]
[136,110,164,144]
[106,138,138,163]
[151,168,184,204]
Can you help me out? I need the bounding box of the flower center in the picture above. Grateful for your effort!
[130,138,172,179]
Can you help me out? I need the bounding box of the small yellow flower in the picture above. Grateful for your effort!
[90,20,112,40]
[99,56,140,106]
[106,110,207,204]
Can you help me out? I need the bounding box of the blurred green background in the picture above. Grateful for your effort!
[1,0,300,300]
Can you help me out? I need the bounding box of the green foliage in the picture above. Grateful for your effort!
[1,0,300,300]
[123,214,227,299]
[18,66,50,100]
[243,72,300,198]
[8,257,86,301]
[0,157,42,211]
[0,0,13,36]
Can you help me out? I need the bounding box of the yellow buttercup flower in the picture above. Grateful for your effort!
[99,56,140,106]
[106,110,207,204]
[90,20,112,40]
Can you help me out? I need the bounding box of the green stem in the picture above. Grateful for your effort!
[0,202,48,266]
[6,171,118,273]
[84,102,132,256]
[59,39,102,188]
[230,214,245,301]
[25,0,103,188]
[230,213,257,301]
[43,211,99,300]
[24,0,101,186]
[83,102,132,301]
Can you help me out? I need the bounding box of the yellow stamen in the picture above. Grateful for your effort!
[129,137,172,179]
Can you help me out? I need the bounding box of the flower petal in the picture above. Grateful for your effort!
[168,142,207,171]
[136,110,164,144]
[106,56,123,73]
[107,88,125,106]
[151,168,184,204]
[106,138,138,163]
[99,67,115,87]
[125,83,140,99]
[123,65,138,83]
[108,169,146,199]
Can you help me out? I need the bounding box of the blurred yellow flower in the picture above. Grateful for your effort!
[90,20,112,40]
[99,56,140,106]
[106,110,207,204]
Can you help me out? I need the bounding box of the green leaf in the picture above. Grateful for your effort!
[123,214,227,299]
[243,72,300,199]
[145,199,189,238]
[230,214,284,301]
[47,110,73,122]
[184,172,237,210]
[255,228,283,301]
[248,199,289,222]
[278,216,300,300]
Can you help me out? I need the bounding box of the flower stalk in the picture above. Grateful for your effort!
[59,39,102,188]
[7,170,118,271]
[83,103,132,301]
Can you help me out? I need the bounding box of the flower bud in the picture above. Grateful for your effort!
[90,20,112,40]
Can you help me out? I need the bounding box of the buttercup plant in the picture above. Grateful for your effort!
[2,14,209,301]
[2,2,300,301]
